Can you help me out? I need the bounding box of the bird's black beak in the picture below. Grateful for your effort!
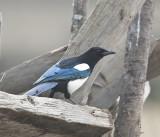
[102,50,116,56]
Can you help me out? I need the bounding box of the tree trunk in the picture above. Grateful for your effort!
[114,0,154,137]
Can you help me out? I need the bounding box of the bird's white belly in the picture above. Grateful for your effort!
[67,77,88,95]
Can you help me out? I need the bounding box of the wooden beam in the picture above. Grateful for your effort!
[0,91,113,137]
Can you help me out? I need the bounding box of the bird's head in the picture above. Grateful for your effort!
[87,47,116,57]
[80,47,116,71]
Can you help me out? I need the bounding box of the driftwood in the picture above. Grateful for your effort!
[0,90,112,137]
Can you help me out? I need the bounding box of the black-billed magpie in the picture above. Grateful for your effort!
[24,47,115,104]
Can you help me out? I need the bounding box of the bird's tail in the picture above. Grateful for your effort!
[24,82,58,96]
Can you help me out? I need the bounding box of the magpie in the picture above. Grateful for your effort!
[24,47,115,104]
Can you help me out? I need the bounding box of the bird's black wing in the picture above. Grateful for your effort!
[33,57,90,85]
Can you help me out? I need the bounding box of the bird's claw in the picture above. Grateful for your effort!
[69,98,78,105]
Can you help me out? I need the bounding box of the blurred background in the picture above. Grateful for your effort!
[0,0,159,136]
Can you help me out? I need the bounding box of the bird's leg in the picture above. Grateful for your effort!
[49,88,55,98]
[69,98,78,105]
[64,92,78,105]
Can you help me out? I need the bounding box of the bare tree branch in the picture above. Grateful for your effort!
[70,0,88,41]
[114,0,154,136]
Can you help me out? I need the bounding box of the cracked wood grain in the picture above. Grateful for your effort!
[0,90,113,137]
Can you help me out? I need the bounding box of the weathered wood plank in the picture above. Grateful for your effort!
[0,91,113,137]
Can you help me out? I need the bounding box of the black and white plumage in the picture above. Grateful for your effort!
[24,47,116,104]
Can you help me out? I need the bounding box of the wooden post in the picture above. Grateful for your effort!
[114,0,154,136]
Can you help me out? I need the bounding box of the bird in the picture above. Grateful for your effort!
[24,47,116,104]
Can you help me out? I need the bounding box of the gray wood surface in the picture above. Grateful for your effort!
[114,0,154,136]
[0,90,113,137]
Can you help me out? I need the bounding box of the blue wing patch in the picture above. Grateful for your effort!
[24,82,58,96]
[34,63,90,85]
